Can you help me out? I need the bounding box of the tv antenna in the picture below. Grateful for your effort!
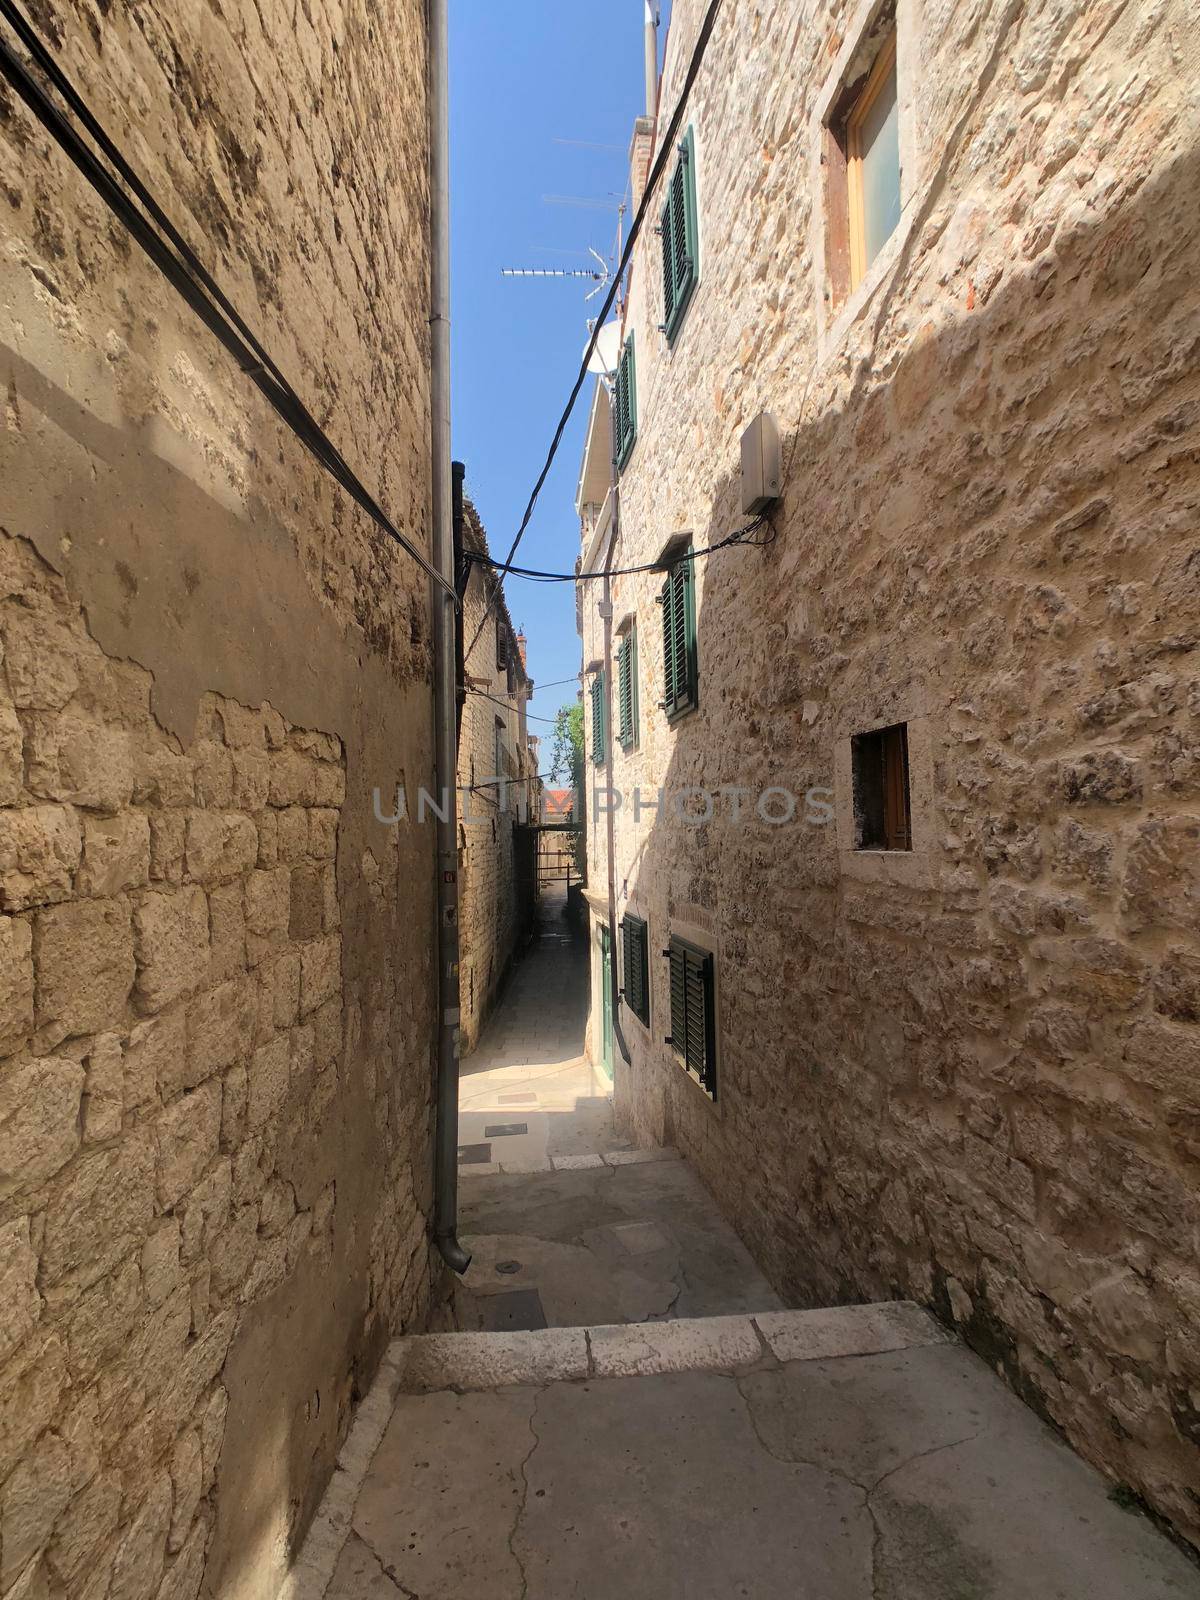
[501,247,611,302]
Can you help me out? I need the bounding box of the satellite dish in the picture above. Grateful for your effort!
[586,321,621,376]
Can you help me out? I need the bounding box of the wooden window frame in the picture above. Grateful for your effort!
[621,913,650,1026]
[665,934,716,1099]
[844,31,897,291]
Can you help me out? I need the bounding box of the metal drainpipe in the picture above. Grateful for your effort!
[430,0,470,1274]
[602,436,632,1071]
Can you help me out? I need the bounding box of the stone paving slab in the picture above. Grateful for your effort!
[293,1305,1200,1600]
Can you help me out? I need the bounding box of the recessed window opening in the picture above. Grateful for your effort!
[852,721,911,850]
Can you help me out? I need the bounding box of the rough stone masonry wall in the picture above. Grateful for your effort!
[0,2,437,1597]
[587,0,1200,1550]
[456,503,534,1053]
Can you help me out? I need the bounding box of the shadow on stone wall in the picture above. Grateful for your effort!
[612,135,1200,1547]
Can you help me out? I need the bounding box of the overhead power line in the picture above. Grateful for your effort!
[466,0,726,658]
[0,0,455,599]
[464,513,772,584]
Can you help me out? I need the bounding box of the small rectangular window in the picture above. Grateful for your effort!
[617,627,639,750]
[661,126,699,344]
[621,914,650,1025]
[614,335,637,471]
[666,935,716,1098]
[659,556,697,721]
[852,721,912,850]
[590,672,607,766]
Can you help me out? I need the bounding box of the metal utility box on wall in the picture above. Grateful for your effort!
[740,412,782,514]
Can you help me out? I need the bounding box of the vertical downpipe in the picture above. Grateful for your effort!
[430,0,470,1273]
[603,437,631,1072]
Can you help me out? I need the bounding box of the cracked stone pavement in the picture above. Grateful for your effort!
[310,1305,1200,1600]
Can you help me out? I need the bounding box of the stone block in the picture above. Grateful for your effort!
[589,1315,762,1378]
[0,1333,67,1484]
[1124,1016,1200,1112]
[208,879,245,983]
[244,868,289,962]
[1122,814,1200,934]
[221,1065,247,1150]
[82,1033,124,1142]
[107,1476,173,1600]
[65,1256,140,1381]
[0,1429,71,1590]
[77,812,151,898]
[40,1131,155,1292]
[149,812,186,883]
[268,750,319,807]
[46,1469,121,1587]
[277,807,309,863]
[167,1431,202,1554]
[126,1010,186,1108]
[156,1081,222,1208]
[272,949,301,1030]
[309,807,338,859]
[134,888,210,1013]
[135,748,194,810]
[191,741,234,808]
[247,1035,289,1130]
[184,811,258,885]
[0,805,81,910]
[0,914,34,1055]
[300,934,340,1016]
[0,701,22,807]
[142,1219,183,1309]
[289,866,324,939]
[0,1056,84,1199]
[156,1512,206,1600]
[35,896,134,1042]
[185,977,255,1088]
[231,747,270,810]
[3,612,78,710]
[53,715,134,812]
[0,1216,39,1364]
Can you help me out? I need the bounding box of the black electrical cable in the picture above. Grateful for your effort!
[463,514,772,584]
[0,1,455,600]
[466,0,726,655]
[462,686,563,725]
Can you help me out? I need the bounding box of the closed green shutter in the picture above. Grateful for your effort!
[658,557,697,720]
[617,628,638,749]
[661,128,699,343]
[621,914,649,1025]
[590,672,606,765]
[666,934,715,1097]
[614,334,637,470]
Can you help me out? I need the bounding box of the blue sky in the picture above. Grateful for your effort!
[450,2,660,759]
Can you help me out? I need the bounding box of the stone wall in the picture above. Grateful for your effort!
[581,0,1200,1549]
[0,1,438,1596]
[457,498,537,1052]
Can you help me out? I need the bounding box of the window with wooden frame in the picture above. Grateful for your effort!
[665,935,716,1098]
[852,721,912,850]
[613,334,637,471]
[616,626,639,750]
[496,619,508,672]
[823,14,901,304]
[660,126,699,344]
[658,555,697,722]
[621,914,650,1026]
[589,672,607,766]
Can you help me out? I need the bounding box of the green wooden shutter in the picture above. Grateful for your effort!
[661,559,697,720]
[666,935,716,1096]
[590,672,606,765]
[615,335,637,469]
[621,915,649,1025]
[662,128,698,343]
[668,940,687,1062]
[617,628,638,749]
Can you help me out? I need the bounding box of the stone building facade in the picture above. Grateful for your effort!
[579,0,1200,1549]
[456,497,539,1051]
[0,3,439,1597]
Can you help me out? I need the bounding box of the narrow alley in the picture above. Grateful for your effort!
[288,899,1200,1600]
